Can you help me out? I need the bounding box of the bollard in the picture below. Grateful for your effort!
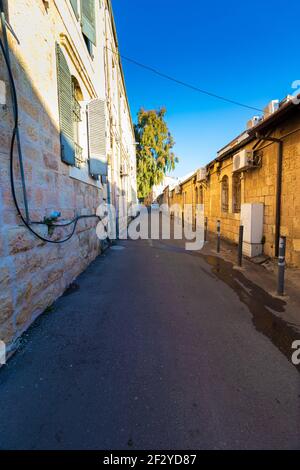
[238,225,244,267]
[204,217,208,242]
[217,220,221,253]
[277,236,286,296]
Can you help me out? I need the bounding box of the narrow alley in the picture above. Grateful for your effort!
[0,231,299,450]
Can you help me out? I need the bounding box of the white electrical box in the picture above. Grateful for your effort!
[263,99,279,117]
[240,203,264,258]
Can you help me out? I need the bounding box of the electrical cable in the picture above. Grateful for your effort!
[106,46,266,114]
[0,25,100,244]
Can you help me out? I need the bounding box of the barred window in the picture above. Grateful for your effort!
[221,176,229,213]
[232,174,241,213]
[71,77,84,168]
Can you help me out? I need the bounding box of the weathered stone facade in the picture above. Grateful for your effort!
[164,100,300,267]
[0,1,137,350]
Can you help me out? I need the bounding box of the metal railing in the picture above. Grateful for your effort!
[74,142,84,168]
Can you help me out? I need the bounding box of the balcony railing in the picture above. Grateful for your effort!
[74,143,84,168]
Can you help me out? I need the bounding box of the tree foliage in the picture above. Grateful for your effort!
[134,107,178,200]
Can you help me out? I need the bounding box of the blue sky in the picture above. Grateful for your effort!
[112,0,300,178]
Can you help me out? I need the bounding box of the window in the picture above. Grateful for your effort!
[56,44,107,183]
[232,174,241,213]
[87,98,107,178]
[83,34,93,58]
[81,0,96,46]
[56,44,75,165]
[70,0,79,18]
[221,176,229,213]
[70,1,96,56]
[71,77,84,168]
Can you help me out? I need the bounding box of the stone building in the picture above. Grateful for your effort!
[165,96,300,267]
[0,0,137,351]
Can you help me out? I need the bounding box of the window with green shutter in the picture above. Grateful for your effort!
[81,0,96,45]
[56,44,75,166]
[87,98,107,177]
[70,0,79,18]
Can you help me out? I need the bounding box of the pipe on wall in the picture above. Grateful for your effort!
[255,133,283,258]
[275,140,283,258]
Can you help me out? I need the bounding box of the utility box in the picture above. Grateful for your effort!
[240,203,264,258]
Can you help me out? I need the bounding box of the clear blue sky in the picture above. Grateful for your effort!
[112,0,300,178]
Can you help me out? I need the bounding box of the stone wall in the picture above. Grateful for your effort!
[0,0,135,350]
[167,113,300,267]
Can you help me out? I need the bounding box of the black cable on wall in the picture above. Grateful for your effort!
[0,4,100,244]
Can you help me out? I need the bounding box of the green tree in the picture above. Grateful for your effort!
[135,107,178,200]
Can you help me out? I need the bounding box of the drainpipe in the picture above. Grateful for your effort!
[255,133,283,258]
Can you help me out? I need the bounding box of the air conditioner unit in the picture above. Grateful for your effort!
[280,95,294,107]
[196,168,206,182]
[233,150,254,172]
[175,185,181,195]
[247,116,262,129]
[263,100,279,117]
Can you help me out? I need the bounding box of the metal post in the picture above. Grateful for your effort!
[204,217,208,242]
[277,236,286,296]
[217,220,221,253]
[238,225,244,267]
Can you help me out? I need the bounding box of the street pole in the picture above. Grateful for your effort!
[204,217,208,242]
[217,220,221,253]
[277,236,286,296]
[238,225,244,267]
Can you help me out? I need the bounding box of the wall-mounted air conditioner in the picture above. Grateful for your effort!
[247,116,262,129]
[175,185,181,195]
[263,100,279,117]
[196,168,207,182]
[233,150,254,172]
[280,95,294,107]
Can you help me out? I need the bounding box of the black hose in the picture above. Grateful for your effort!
[0,30,100,244]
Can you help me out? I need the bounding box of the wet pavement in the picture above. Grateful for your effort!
[0,231,299,449]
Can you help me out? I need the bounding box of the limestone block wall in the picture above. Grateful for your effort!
[0,0,135,351]
[166,111,300,266]
[0,54,102,351]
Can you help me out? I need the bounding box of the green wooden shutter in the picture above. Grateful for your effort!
[70,0,79,18]
[87,98,107,177]
[56,44,75,166]
[81,0,96,45]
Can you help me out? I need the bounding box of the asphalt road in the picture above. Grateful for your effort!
[0,233,299,450]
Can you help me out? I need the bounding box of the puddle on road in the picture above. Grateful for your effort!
[110,246,126,251]
[154,241,300,373]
